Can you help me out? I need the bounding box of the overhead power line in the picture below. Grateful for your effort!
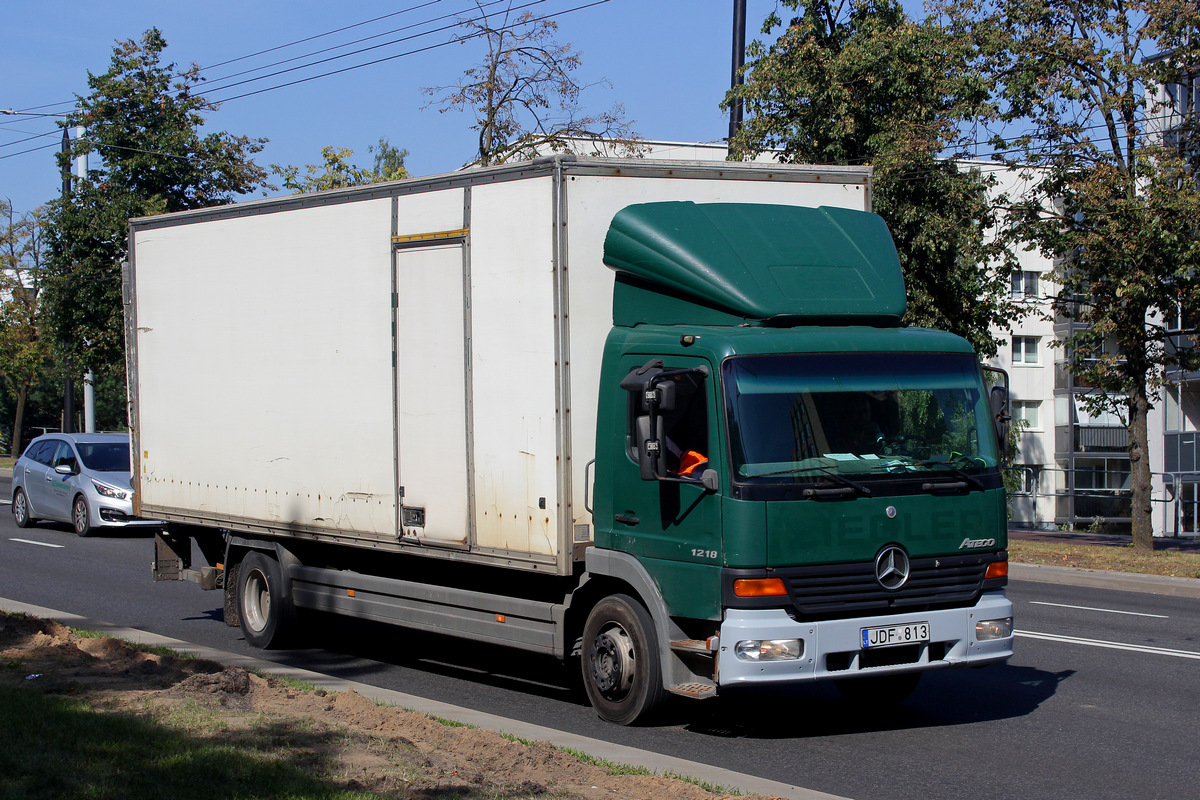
[205,0,610,104]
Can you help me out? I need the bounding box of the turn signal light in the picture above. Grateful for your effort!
[733,578,787,597]
[985,560,1009,580]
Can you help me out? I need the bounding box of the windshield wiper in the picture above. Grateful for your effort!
[798,467,873,499]
[912,458,985,492]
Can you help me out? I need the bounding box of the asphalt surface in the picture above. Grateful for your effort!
[3,476,1199,800]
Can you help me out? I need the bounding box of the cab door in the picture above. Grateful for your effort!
[603,354,724,621]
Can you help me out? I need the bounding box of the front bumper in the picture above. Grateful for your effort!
[716,590,1013,686]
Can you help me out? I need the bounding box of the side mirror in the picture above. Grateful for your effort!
[55,463,76,476]
[700,468,720,494]
[989,384,1011,460]
[634,414,662,481]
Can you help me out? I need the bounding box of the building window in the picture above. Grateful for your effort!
[1010,465,1039,495]
[1013,400,1040,429]
[1074,457,1130,491]
[1011,271,1039,299]
[1012,336,1040,364]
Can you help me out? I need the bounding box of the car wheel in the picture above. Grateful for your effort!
[12,489,35,528]
[72,495,93,537]
[236,550,297,649]
[581,594,667,725]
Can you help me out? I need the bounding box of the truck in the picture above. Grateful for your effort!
[128,155,1014,725]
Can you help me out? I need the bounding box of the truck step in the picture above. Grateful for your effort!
[669,682,717,699]
[670,637,718,653]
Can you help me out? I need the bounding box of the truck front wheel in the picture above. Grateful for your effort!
[237,550,296,649]
[581,594,667,725]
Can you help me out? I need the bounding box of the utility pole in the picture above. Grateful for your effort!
[60,128,75,434]
[728,0,747,144]
[76,124,94,433]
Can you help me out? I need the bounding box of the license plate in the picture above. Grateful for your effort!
[861,622,930,649]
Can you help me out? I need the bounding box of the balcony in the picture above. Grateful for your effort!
[1076,425,1128,452]
[1056,492,1132,521]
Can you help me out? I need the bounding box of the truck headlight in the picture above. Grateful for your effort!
[976,617,1013,640]
[92,481,130,500]
[735,639,803,661]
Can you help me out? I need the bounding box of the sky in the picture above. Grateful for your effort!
[1,0,769,216]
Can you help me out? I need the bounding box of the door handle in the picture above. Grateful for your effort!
[614,514,640,526]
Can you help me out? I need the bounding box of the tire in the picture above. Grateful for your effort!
[12,489,35,528]
[236,550,297,649]
[72,495,92,537]
[835,671,921,705]
[581,594,667,725]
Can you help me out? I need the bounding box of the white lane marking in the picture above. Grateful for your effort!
[0,500,10,506]
[9,538,65,549]
[1030,600,1169,619]
[1017,630,1200,660]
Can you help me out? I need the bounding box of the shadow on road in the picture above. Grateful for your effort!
[682,664,1073,738]
[223,611,1066,736]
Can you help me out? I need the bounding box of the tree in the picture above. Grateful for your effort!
[724,0,1018,357]
[424,1,642,166]
[936,0,1200,549]
[43,28,269,378]
[273,138,410,194]
[0,201,53,455]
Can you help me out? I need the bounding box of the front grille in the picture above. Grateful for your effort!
[783,554,988,621]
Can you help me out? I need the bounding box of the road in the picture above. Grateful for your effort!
[1,482,1198,800]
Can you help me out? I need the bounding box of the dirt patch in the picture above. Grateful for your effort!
[0,612,779,800]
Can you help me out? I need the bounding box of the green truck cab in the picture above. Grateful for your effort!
[580,201,1013,723]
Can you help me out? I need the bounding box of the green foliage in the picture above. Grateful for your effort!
[272,138,410,194]
[935,0,1200,548]
[424,4,642,166]
[0,202,53,455]
[725,0,1018,357]
[42,29,269,379]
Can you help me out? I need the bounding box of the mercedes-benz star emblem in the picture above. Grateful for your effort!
[875,545,911,591]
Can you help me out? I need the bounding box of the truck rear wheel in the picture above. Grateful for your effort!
[237,550,296,649]
[581,594,667,725]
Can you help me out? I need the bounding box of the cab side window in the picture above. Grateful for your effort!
[625,370,709,475]
[660,373,708,476]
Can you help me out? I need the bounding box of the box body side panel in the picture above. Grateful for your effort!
[133,199,397,537]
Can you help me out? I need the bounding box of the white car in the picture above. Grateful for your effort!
[11,432,160,536]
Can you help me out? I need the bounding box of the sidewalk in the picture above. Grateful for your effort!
[1009,526,1200,553]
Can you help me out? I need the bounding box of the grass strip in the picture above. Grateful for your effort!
[0,685,370,800]
[1009,540,1200,578]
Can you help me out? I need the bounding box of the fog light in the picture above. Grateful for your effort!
[735,639,803,661]
[976,617,1013,640]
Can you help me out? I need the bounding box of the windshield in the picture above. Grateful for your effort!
[724,353,999,486]
[77,442,131,472]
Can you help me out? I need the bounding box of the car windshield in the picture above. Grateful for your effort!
[724,352,999,485]
[76,442,130,472]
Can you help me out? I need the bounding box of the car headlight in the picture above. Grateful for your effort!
[92,481,130,500]
[976,617,1013,640]
[735,639,804,661]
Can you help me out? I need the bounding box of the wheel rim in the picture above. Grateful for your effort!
[13,492,26,524]
[589,623,636,701]
[242,569,272,633]
[73,499,87,533]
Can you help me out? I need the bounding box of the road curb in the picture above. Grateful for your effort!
[1010,562,1200,599]
[0,597,849,800]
